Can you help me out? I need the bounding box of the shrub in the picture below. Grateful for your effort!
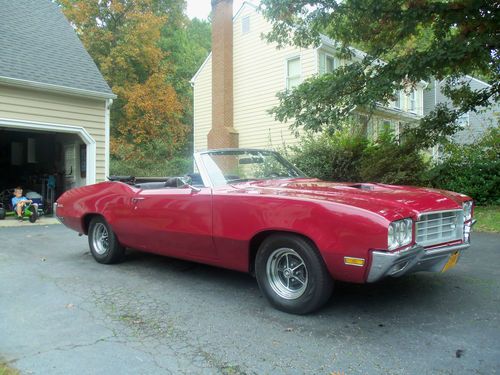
[287,127,428,185]
[427,126,500,205]
[287,128,367,181]
[359,130,429,185]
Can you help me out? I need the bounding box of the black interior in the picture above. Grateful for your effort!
[108,174,205,189]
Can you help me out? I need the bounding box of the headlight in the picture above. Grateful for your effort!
[463,201,473,221]
[388,218,413,250]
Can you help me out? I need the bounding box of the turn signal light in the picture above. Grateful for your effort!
[344,257,365,267]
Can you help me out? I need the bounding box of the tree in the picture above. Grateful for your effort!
[160,17,212,154]
[260,0,499,148]
[161,18,212,102]
[58,0,188,160]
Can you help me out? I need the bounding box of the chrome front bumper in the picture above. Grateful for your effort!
[367,241,471,283]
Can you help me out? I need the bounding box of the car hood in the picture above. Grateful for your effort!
[226,178,469,221]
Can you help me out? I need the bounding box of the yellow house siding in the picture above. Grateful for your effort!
[233,5,314,149]
[193,55,212,152]
[193,4,315,151]
[193,4,425,151]
[0,84,106,181]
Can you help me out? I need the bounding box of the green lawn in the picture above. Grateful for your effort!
[0,362,19,375]
[474,206,500,233]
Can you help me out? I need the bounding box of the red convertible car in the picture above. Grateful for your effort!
[56,149,475,314]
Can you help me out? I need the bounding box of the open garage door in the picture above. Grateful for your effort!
[0,119,97,214]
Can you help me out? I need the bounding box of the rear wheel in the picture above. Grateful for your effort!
[29,207,38,223]
[88,217,124,264]
[255,234,334,314]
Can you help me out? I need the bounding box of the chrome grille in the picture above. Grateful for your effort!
[416,210,464,247]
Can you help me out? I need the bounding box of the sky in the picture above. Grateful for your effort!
[186,0,258,20]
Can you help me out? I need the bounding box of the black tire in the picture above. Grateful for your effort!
[29,207,38,223]
[255,234,334,314]
[88,216,124,264]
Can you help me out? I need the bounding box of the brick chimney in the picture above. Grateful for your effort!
[208,0,239,149]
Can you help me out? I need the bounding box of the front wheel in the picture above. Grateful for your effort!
[255,234,333,314]
[88,217,124,264]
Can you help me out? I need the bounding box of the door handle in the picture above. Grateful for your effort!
[131,197,145,204]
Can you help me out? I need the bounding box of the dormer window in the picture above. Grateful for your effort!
[318,51,339,74]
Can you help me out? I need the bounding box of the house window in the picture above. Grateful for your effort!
[456,112,470,127]
[286,57,301,90]
[326,55,337,73]
[393,91,402,109]
[318,51,339,74]
[241,15,250,34]
[409,90,417,112]
[378,120,393,136]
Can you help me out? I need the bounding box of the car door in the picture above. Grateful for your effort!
[126,186,216,261]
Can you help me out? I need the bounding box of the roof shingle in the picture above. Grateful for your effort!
[0,0,114,97]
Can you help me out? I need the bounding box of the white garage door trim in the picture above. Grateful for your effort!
[0,117,97,185]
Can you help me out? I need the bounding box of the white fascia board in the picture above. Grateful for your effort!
[190,52,212,84]
[465,75,492,88]
[319,35,428,86]
[234,1,258,20]
[374,105,422,120]
[0,76,117,100]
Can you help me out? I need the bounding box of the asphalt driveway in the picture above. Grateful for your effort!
[1,224,499,374]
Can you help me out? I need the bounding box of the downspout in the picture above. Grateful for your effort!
[105,98,113,178]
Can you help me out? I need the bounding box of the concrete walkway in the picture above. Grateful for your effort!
[0,216,60,228]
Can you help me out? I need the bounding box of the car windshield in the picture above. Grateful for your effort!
[200,150,306,187]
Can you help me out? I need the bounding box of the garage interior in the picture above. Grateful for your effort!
[0,128,86,215]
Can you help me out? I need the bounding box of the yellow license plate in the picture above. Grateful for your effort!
[442,251,460,273]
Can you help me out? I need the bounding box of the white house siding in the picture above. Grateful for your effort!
[0,84,106,181]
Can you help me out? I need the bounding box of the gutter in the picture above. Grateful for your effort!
[0,75,117,100]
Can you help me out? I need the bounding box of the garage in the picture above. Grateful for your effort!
[0,0,115,217]
[0,125,90,213]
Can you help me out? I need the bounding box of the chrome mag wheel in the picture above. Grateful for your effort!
[92,222,109,255]
[266,248,308,300]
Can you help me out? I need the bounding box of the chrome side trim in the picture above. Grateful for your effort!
[367,242,470,283]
